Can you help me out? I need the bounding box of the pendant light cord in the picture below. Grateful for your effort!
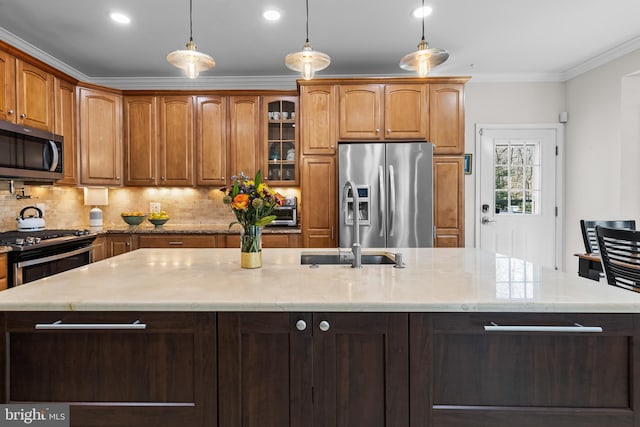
[421,0,425,42]
[189,0,194,42]
[305,0,310,43]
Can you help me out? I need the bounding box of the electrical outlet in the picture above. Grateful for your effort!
[36,203,45,216]
[150,203,161,213]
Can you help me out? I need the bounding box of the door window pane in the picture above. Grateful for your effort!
[494,140,541,215]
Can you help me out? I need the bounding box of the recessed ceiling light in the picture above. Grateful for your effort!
[263,9,281,21]
[109,12,131,24]
[412,6,433,18]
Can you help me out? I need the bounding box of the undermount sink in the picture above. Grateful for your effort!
[300,251,396,265]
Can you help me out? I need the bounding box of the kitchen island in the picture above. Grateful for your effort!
[0,248,638,427]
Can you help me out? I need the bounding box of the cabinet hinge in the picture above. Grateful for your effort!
[555,146,558,156]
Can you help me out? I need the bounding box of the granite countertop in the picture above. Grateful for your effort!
[0,248,638,313]
[0,246,11,254]
[105,224,301,234]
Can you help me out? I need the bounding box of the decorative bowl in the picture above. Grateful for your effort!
[121,215,146,226]
[148,218,170,228]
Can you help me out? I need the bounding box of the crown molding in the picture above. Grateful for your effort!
[563,36,640,81]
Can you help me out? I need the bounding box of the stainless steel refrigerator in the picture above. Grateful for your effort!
[339,142,434,248]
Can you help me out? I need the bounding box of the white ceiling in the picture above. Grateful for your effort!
[1,0,640,89]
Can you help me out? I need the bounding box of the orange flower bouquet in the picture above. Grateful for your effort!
[221,170,284,267]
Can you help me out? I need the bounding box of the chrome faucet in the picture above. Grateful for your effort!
[343,180,362,268]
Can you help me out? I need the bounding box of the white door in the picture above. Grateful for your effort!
[476,125,563,270]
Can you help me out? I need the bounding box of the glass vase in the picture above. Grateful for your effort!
[240,225,262,269]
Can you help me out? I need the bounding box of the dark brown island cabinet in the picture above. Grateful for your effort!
[1,311,639,427]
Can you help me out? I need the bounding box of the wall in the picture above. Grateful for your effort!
[463,81,567,250]
[564,49,640,269]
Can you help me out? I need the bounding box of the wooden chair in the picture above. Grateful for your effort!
[595,226,640,292]
[580,220,636,254]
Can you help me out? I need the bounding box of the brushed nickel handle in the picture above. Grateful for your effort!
[484,322,602,333]
[7,109,14,115]
[169,241,184,245]
[319,320,330,332]
[20,113,27,119]
[36,320,146,330]
[296,320,307,331]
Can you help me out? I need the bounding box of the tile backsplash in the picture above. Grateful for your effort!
[0,182,300,232]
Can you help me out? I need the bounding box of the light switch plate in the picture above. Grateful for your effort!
[150,203,161,213]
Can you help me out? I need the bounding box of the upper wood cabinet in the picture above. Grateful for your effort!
[339,84,427,140]
[263,96,298,185]
[229,96,260,179]
[0,51,54,132]
[430,83,464,154]
[54,78,77,185]
[300,84,336,155]
[196,95,227,186]
[78,87,123,186]
[158,96,194,186]
[124,96,157,186]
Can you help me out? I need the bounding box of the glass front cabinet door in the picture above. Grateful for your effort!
[264,96,298,185]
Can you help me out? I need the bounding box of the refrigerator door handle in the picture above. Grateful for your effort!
[378,165,385,237]
[389,164,396,236]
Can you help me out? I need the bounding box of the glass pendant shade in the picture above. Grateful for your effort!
[400,39,449,77]
[167,39,215,79]
[285,41,331,80]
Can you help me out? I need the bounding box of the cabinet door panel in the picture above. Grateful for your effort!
[434,156,464,247]
[54,78,77,185]
[16,60,54,131]
[384,84,428,140]
[301,156,336,248]
[196,95,227,185]
[313,313,409,427]
[79,88,123,185]
[339,85,381,140]
[430,84,464,154]
[229,96,260,178]
[159,96,194,186]
[218,312,313,427]
[0,51,16,122]
[301,85,335,154]
[124,96,157,185]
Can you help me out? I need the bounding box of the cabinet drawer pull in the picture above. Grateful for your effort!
[169,241,184,245]
[35,320,147,330]
[484,322,603,333]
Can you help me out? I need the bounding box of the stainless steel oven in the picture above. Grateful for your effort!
[0,230,96,286]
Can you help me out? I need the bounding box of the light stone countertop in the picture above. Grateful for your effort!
[0,248,639,313]
[0,246,11,254]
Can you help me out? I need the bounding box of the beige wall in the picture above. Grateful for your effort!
[564,49,640,269]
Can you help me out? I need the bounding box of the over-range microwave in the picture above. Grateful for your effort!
[0,120,64,182]
[269,196,298,227]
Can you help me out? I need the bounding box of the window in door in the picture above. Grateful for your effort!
[494,139,541,215]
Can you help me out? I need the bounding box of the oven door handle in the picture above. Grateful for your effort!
[15,245,93,269]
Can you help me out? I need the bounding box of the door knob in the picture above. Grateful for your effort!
[295,320,307,331]
[319,320,330,332]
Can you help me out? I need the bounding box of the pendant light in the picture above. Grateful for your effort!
[399,0,448,77]
[167,0,215,79]
[285,0,330,80]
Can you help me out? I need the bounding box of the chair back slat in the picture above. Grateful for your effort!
[596,226,640,292]
[580,220,636,253]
